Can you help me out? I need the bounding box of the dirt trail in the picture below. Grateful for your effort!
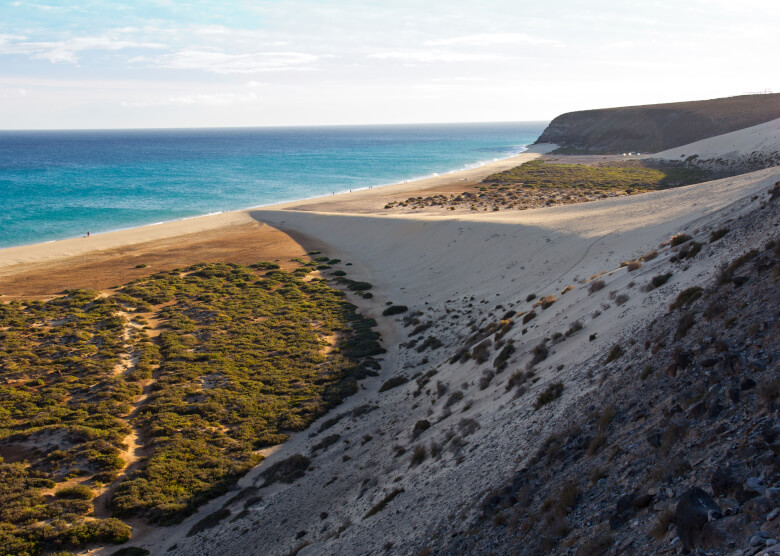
[93,301,163,518]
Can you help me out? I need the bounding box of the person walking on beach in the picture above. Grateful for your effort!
[87,231,90,237]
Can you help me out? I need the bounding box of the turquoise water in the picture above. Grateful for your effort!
[0,122,546,248]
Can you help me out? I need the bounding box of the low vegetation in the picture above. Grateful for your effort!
[534,382,564,410]
[0,261,382,550]
[364,489,404,519]
[383,159,710,212]
[382,305,409,316]
[484,159,703,191]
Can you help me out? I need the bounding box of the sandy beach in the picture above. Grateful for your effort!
[0,145,553,295]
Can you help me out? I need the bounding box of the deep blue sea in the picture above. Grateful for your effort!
[0,122,546,248]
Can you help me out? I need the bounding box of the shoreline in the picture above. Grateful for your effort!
[0,144,554,271]
[0,141,544,252]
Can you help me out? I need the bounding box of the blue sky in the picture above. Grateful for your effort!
[0,0,777,129]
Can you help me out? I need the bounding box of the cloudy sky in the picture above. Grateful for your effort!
[0,0,777,129]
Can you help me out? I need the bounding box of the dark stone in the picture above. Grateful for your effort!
[743,496,771,521]
[700,515,745,549]
[674,487,722,551]
[295,531,307,540]
[737,446,759,460]
[688,400,708,419]
[731,275,749,286]
[609,494,636,530]
[728,387,741,404]
[701,358,719,367]
[674,350,692,369]
[320,512,328,520]
[707,401,723,419]
[762,422,779,444]
[741,378,757,390]
[616,494,635,514]
[632,493,654,509]
[647,430,662,449]
[711,464,751,502]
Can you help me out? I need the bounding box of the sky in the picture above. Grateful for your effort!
[0,0,777,129]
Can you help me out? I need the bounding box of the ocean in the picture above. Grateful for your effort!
[0,122,546,249]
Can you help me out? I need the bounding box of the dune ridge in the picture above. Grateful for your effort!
[153,164,777,555]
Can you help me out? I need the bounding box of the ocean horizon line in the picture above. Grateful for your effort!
[0,120,550,134]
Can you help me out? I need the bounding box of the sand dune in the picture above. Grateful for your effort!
[156,167,778,556]
[652,117,780,162]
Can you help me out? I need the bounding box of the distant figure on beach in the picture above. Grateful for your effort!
[87,231,90,237]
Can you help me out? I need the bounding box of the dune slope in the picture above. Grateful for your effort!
[153,165,778,555]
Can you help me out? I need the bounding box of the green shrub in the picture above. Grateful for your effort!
[410,446,427,467]
[0,261,383,542]
[56,485,93,500]
[528,341,548,368]
[379,376,409,392]
[471,340,491,364]
[669,286,703,310]
[186,508,231,537]
[709,228,729,243]
[589,280,606,294]
[364,489,404,519]
[538,295,556,310]
[670,233,692,247]
[412,420,431,439]
[260,455,310,487]
[535,382,564,409]
[719,249,759,284]
[605,344,623,363]
[111,548,151,556]
[382,305,409,316]
[649,272,673,289]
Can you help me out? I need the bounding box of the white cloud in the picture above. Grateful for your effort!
[143,50,319,74]
[0,35,166,64]
[425,33,563,47]
[122,91,259,107]
[367,49,507,63]
[0,33,28,44]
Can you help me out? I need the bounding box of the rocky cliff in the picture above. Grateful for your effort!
[536,94,780,154]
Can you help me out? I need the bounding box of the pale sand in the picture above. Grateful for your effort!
[140,165,778,556]
[653,117,780,161]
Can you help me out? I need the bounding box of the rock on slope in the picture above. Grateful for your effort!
[535,94,780,154]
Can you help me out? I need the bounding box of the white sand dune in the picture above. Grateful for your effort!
[652,117,780,162]
[151,166,778,556]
